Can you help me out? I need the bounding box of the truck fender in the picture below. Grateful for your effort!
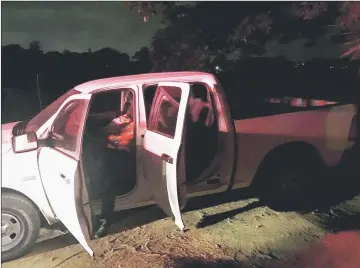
[2,187,58,226]
[251,141,325,188]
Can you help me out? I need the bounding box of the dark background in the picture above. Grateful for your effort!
[2,2,360,123]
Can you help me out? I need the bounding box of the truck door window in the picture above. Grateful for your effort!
[51,100,88,157]
[148,86,182,138]
[143,84,157,122]
[26,88,79,133]
[89,90,121,115]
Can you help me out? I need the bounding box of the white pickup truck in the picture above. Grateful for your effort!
[1,71,357,262]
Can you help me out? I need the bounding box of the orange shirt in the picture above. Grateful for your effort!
[105,115,135,151]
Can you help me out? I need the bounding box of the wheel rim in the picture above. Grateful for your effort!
[1,212,24,252]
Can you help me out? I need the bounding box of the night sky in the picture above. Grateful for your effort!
[2,1,342,60]
[1,2,164,55]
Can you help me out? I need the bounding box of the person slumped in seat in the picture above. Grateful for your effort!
[94,90,135,239]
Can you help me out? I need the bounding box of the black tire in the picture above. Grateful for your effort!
[1,192,41,262]
[254,148,324,211]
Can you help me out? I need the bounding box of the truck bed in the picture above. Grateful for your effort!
[229,100,341,120]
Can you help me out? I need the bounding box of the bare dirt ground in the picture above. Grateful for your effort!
[3,183,360,268]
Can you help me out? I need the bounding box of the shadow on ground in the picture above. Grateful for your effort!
[166,257,240,268]
[165,230,360,268]
[193,141,360,231]
[26,233,79,258]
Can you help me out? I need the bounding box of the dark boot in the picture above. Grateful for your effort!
[93,218,110,239]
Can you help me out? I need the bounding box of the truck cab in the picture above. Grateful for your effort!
[1,72,236,261]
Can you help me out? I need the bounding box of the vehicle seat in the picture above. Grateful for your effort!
[185,85,218,182]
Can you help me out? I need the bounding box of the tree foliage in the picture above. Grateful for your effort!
[29,40,42,53]
[289,2,360,59]
[127,2,360,70]
[337,2,360,59]
[1,42,153,122]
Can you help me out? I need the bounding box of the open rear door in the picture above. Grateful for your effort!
[143,82,190,230]
[38,94,94,256]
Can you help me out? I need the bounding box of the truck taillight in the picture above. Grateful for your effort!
[349,115,357,142]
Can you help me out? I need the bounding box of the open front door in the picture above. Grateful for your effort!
[143,82,190,230]
[38,94,94,256]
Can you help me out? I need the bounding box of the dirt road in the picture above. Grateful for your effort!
[3,186,360,268]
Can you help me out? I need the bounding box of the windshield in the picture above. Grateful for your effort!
[26,88,79,133]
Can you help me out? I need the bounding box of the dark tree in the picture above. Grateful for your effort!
[288,2,360,59]
[1,43,154,123]
[127,2,338,70]
[132,46,153,73]
[128,2,360,70]
[28,40,42,53]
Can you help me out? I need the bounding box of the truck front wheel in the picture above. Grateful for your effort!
[1,192,41,262]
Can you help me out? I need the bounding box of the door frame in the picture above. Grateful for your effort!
[180,80,237,196]
[142,81,191,230]
[84,86,139,200]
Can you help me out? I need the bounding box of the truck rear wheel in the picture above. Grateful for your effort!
[1,192,41,262]
[254,146,324,210]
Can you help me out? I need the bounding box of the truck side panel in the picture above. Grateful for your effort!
[232,104,357,188]
[2,149,58,225]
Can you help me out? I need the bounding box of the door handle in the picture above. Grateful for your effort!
[161,153,173,164]
[59,173,70,184]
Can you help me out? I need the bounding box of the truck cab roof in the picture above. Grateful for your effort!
[74,71,218,94]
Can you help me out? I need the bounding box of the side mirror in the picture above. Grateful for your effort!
[11,132,39,153]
